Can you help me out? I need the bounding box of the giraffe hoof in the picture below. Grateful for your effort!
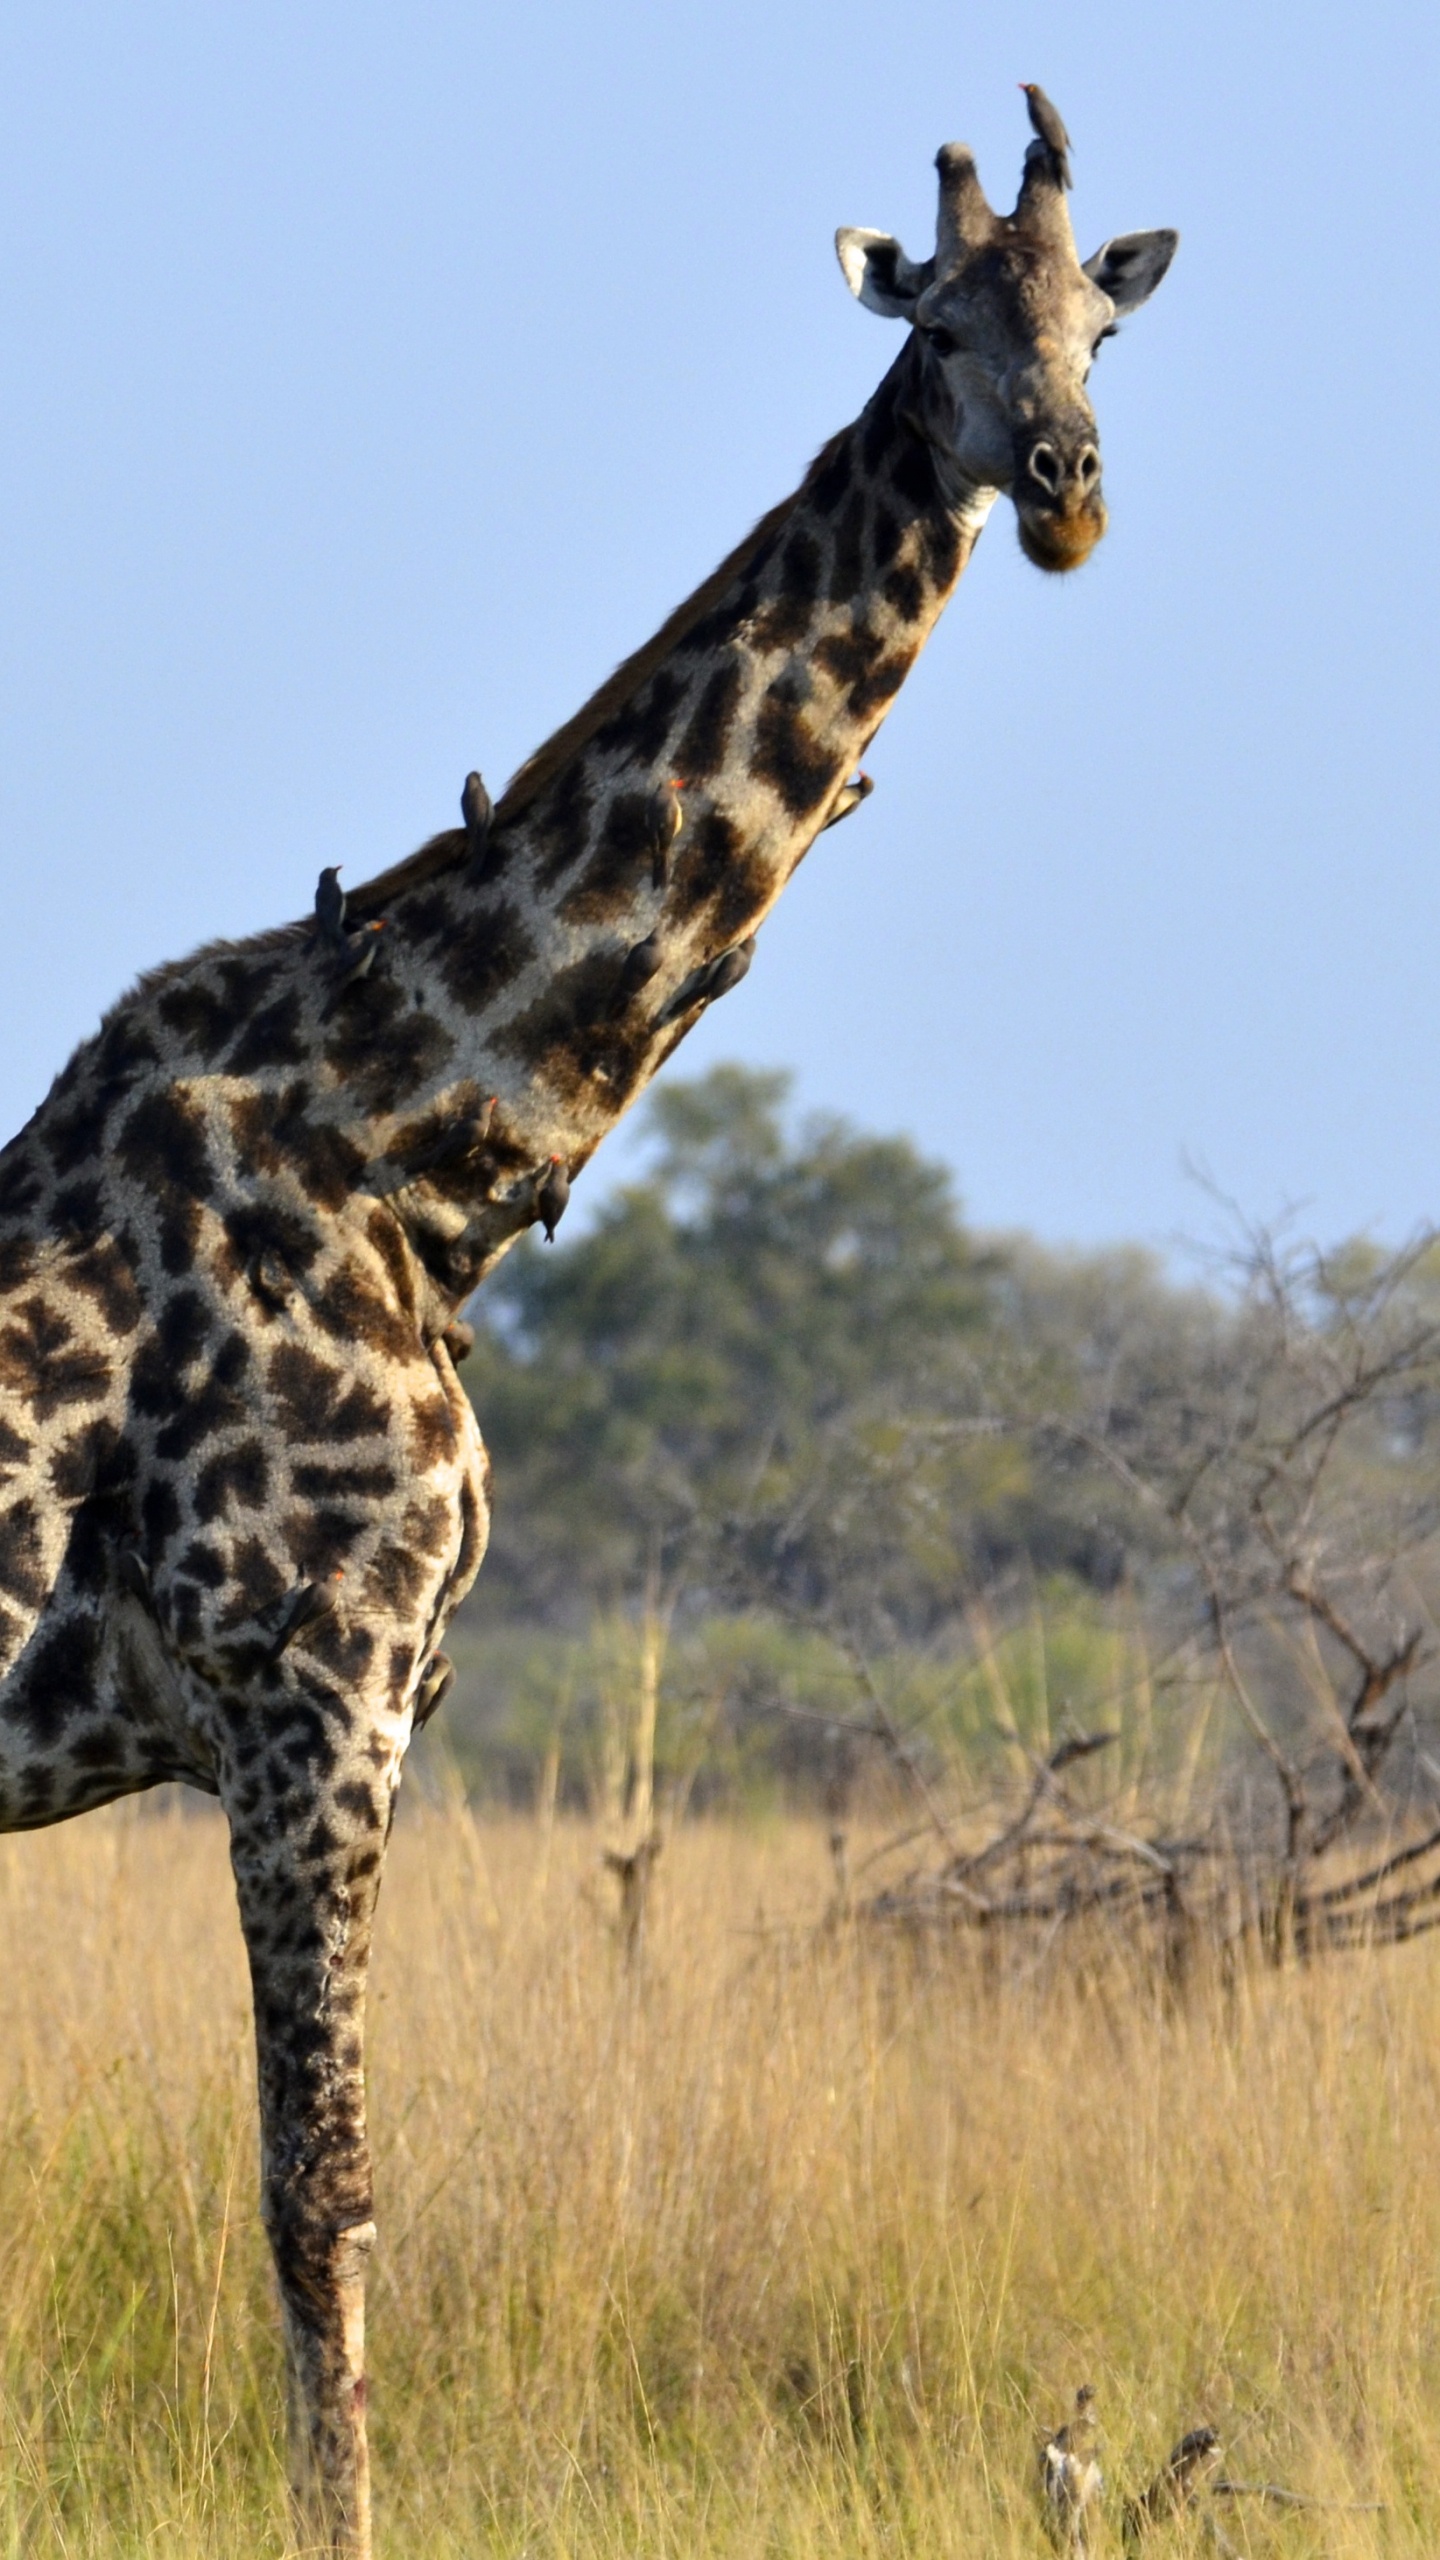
[415,1654,455,1728]
[441,1319,475,1364]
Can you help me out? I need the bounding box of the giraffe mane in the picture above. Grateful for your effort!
[342,428,849,923]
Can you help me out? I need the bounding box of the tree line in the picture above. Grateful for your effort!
[441,1064,1440,1928]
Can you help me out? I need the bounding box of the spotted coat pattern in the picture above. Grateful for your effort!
[0,115,1176,2540]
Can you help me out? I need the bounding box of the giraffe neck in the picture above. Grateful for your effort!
[341,337,995,1290]
[0,340,995,1332]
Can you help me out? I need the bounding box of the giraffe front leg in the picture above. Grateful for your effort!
[223,1757,392,2558]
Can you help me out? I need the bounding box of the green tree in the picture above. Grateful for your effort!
[462,1066,996,1626]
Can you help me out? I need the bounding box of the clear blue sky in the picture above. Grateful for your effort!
[1,1,1435,1252]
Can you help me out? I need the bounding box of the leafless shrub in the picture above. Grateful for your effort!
[773,1225,1440,1969]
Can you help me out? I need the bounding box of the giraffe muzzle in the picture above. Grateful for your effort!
[1015,435,1108,573]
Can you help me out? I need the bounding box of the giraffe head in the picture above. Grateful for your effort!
[837,107,1176,571]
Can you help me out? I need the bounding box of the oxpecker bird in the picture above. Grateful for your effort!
[822,771,874,830]
[314,865,348,946]
[1020,82,1072,188]
[537,1156,571,1243]
[331,920,385,991]
[703,936,756,1002]
[415,1654,456,1728]
[266,1577,340,1663]
[462,770,493,873]
[1122,2429,1221,2543]
[607,930,664,1016]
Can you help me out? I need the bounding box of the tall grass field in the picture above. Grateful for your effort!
[0,1798,1431,2554]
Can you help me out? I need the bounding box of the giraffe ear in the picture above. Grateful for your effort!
[835,228,935,319]
[1082,228,1178,315]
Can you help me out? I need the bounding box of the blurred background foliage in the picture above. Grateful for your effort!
[431,1066,1440,1825]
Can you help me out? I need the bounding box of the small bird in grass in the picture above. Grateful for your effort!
[1040,2385,1103,2547]
[1122,2428,1221,2543]
[461,770,493,873]
[1020,82,1072,188]
[607,930,665,1016]
[537,1156,571,1242]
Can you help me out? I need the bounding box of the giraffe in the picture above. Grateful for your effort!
[0,105,1174,2553]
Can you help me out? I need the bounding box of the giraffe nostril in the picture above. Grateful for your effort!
[1077,444,1101,490]
[1026,441,1063,497]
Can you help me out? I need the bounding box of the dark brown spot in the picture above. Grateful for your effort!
[226,991,308,1077]
[310,1264,416,1363]
[0,1144,43,1224]
[870,503,901,568]
[11,1607,101,1747]
[324,977,455,1113]
[751,691,840,819]
[436,898,537,1017]
[50,1419,123,1504]
[814,622,887,691]
[0,1300,112,1421]
[828,493,868,602]
[66,1236,143,1336]
[141,1477,183,1549]
[847,647,917,721]
[559,796,664,926]
[593,667,687,764]
[923,508,962,587]
[752,529,823,651]
[152,1343,252,1465]
[194,1440,270,1523]
[291,1461,397,1503]
[810,439,854,515]
[266,1343,389,1442]
[229,1085,366,1211]
[673,659,744,781]
[883,562,925,623]
[0,1498,48,1609]
[890,431,940,511]
[861,367,902,473]
[132,1289,212,1414]
[178,1538,228,1588]
[222,1199,321,1285]
[367,1540,430,1611]
[532,765,596,890]
[409,1394,455,1470]
[157,980,235,1060]
[670,808,770,945]
[117,1088,215,1204]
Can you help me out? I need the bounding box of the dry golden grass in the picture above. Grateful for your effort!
[0,1798,1432,2554]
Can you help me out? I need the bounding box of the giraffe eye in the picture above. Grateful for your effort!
[1090,324,1118,359]
[922,324,960,358]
